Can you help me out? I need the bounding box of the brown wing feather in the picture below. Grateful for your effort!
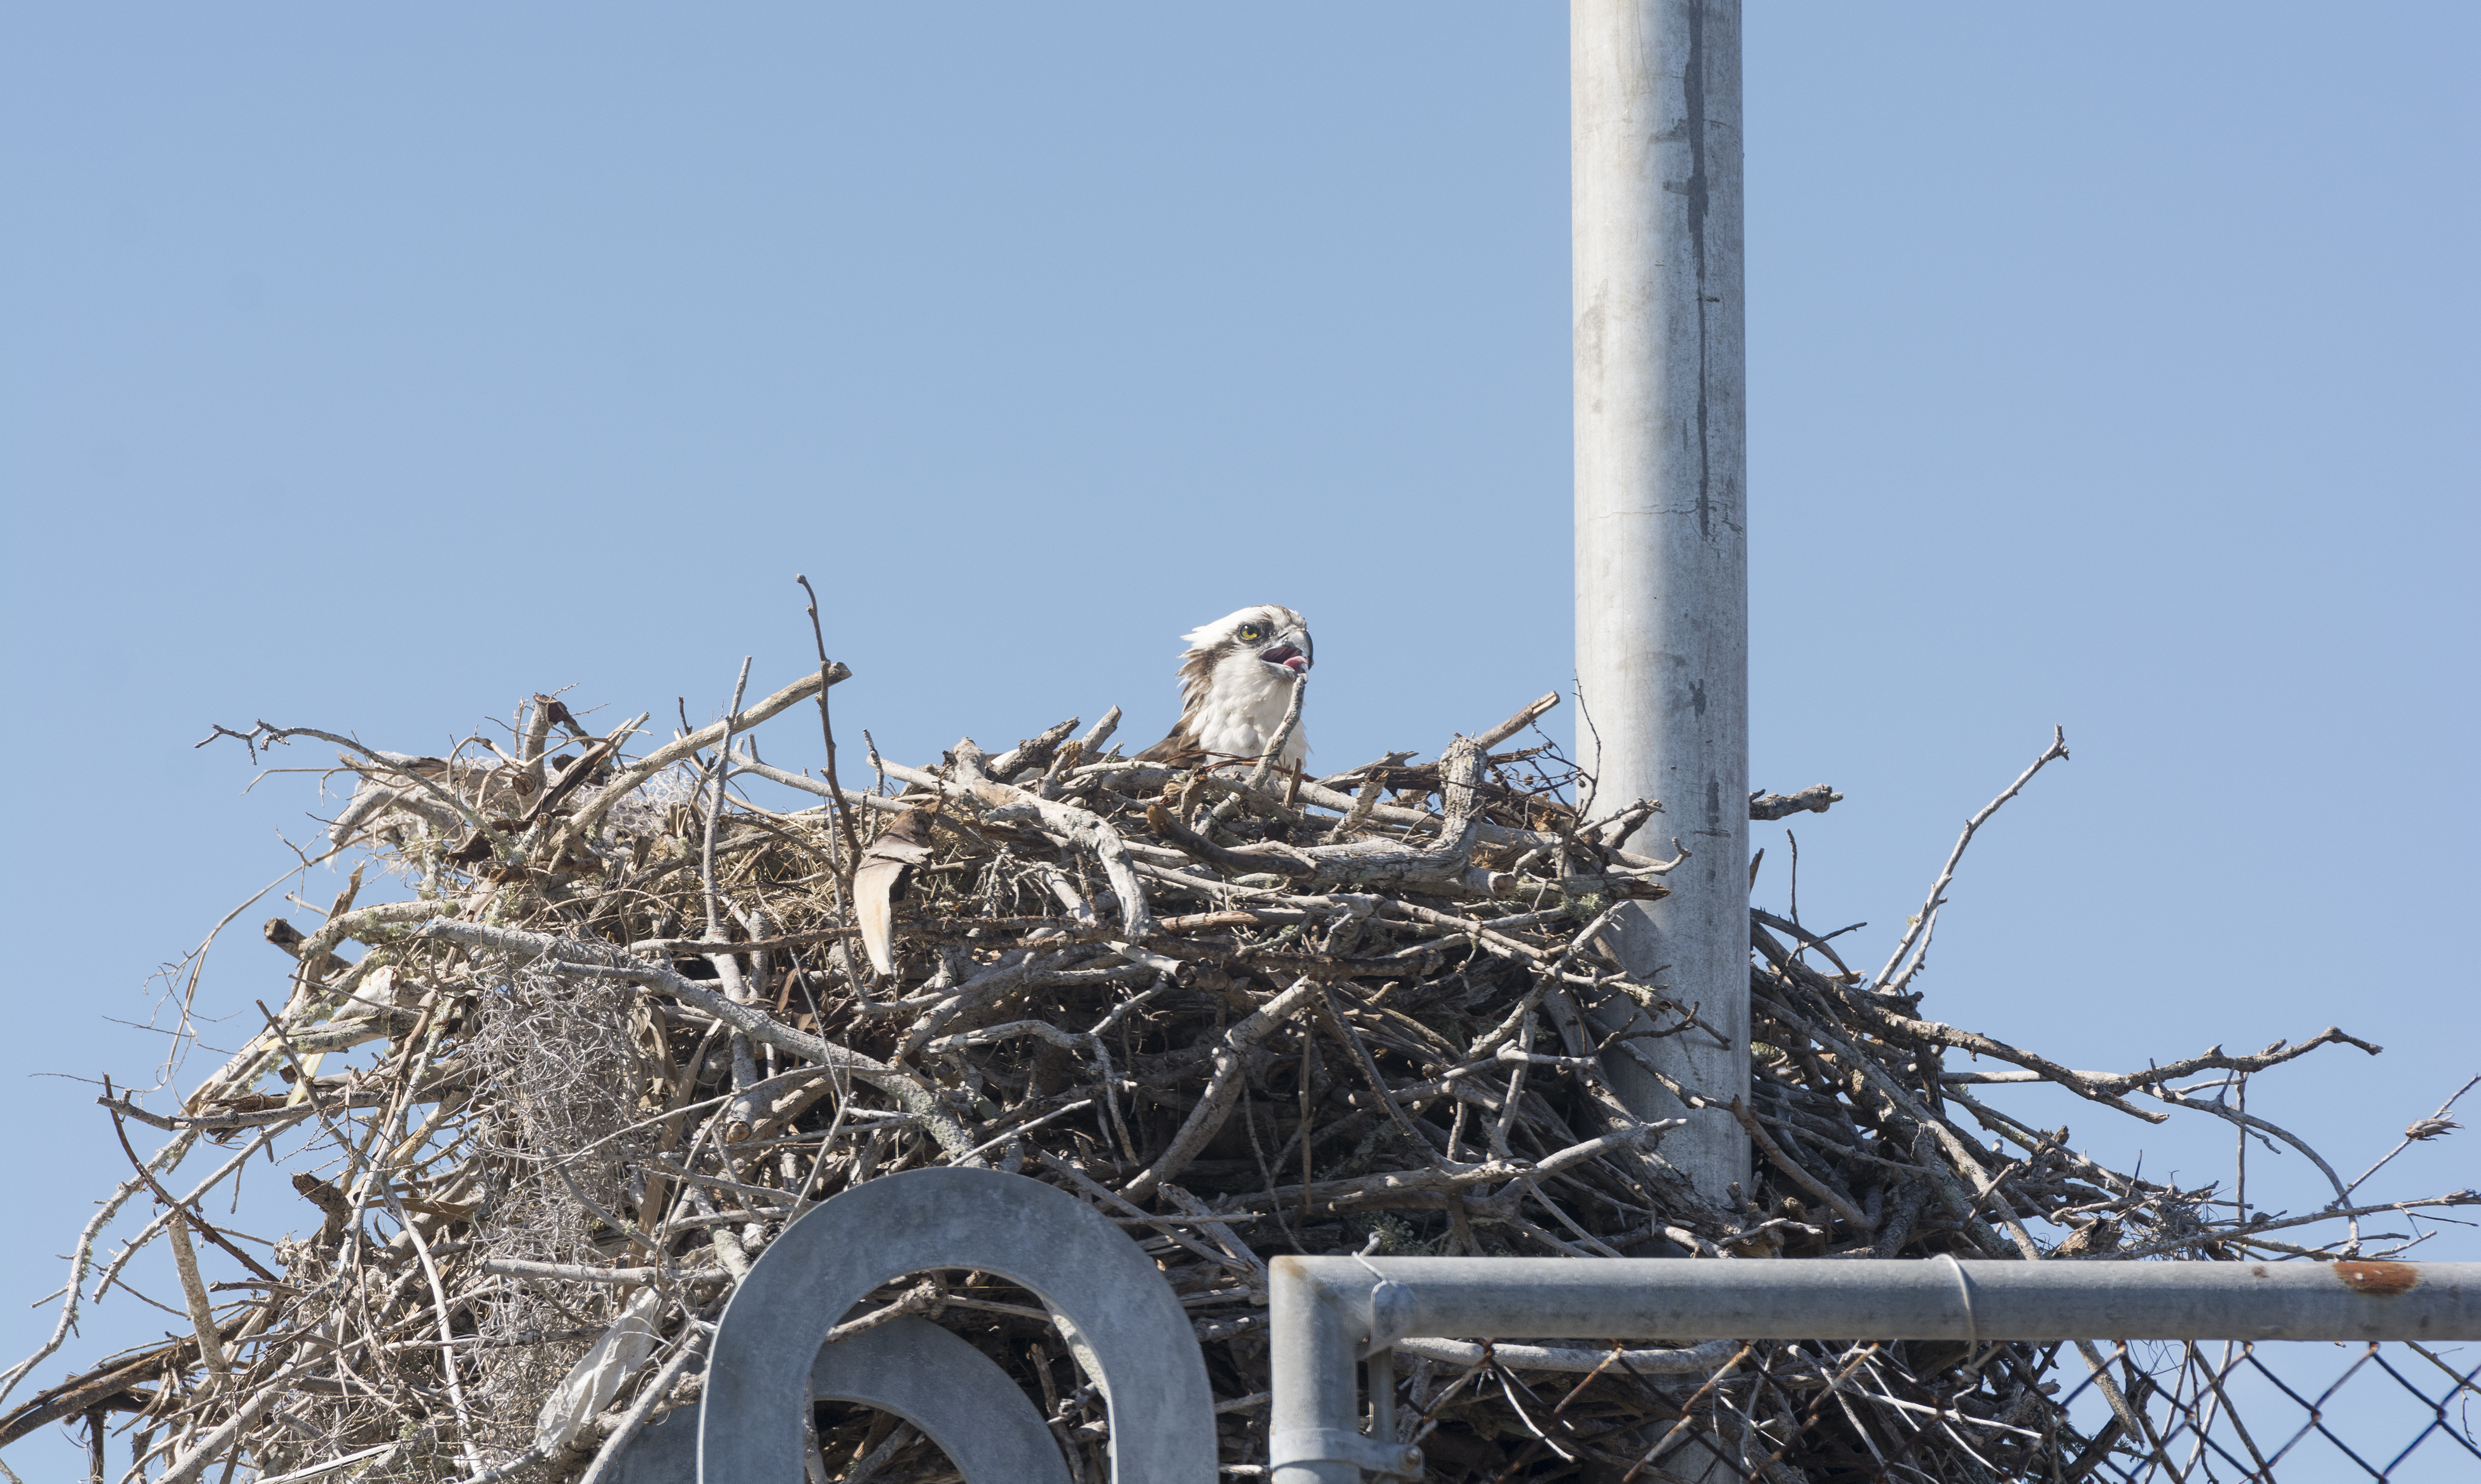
[1136,635,1239,767]
[1134,726,1204,767]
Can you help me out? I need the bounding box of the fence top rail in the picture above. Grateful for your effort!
[1270,1256,2481,1347]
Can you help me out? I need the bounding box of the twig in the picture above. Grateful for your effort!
[1727,1098,1868,1233]
[1870,726,2069,993]
[2345,1074,2477,1196]
[1748,785,1842,821]
[795,574,863,905]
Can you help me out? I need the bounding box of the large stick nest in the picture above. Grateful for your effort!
[4,667,2461,1484]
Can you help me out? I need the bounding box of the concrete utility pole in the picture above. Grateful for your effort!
[1572,0,1750,1206]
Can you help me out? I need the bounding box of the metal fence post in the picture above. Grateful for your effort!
[1270,1259,1413,1484]
[1573,0,1752,1203]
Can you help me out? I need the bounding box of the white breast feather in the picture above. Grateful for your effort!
[1188,648,1309,766]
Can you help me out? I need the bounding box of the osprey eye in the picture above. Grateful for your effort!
[1238,625,1262,642]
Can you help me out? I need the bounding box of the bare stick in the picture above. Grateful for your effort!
[162,1216,230,1386]
[548,668,845,858]
[795,574,863,905]
[1124,977,1324,1202]
[1242,672,1309,795]
[2346,1074,2478,1196]
[1870,726,2069,993]
[1472,691,1561,751]
[1727,1097,1868,1233]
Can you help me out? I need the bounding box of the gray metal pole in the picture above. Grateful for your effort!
[1281,1256,2481,1349]
[1573,0,1749,1205]
[1269,1259,1402,1484]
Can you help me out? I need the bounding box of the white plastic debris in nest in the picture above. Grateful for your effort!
[535,1285,665,1453]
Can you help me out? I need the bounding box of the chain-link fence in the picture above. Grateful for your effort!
[2050,1338,2481,1483]
[1364,1333,2480,1483]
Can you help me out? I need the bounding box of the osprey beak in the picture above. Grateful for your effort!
[1258,637,1310,676]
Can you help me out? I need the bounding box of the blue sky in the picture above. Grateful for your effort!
[3,4,2475,1478]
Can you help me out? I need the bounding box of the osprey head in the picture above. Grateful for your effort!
[1134,604,1316,768]
[1182,604,1314,681]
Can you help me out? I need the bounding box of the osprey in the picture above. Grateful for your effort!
[1135,604,1314,770]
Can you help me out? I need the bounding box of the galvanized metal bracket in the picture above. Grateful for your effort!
[1267,1427,1422,1478]
[698,1165,1217,1483]
[600,1316,1067,1484]
[1358,1278,1417,1359]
